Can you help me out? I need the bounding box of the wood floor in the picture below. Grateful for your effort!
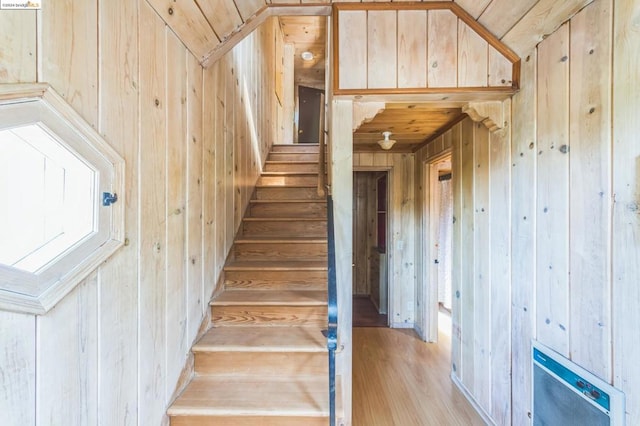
[353,326,484,426]
[353,295,388,327]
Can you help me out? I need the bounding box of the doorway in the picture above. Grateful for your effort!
[352,171,388,327]
[297,86,324,143]
[423,155,453,341]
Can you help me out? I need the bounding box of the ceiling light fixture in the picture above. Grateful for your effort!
[301,51,314,61]
[378,131,396,150]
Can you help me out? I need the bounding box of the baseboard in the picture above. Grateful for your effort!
[391,321,415,329]
[450,373,495,426]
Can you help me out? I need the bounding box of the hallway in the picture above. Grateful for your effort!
[353,326,484,425]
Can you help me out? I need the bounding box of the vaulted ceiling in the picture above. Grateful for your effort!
[147,0,593,152]
[147,0,593,65]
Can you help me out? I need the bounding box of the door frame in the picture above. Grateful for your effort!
[421,150,453,342]
[353,166,392,325]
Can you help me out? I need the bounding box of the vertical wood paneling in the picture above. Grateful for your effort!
[488,46,513,86]
[459,118,475,388]
[0,312,35,426]
[330,98,354,425]
[359,152,374,167]
[40,0,98,127]
[509,51,537,425]
[390,154,416,327]
[203,59,218,299]
[138,3,167,423]
[612,0,640,423]
[36,275,98,425]
[569,0,612,380]
[338,11,367,89]
[224,56,236,253]
[427,10,458,88]
[398,11,427,88]
[0,11,37,83]
[489,100,511,424]
[367,10,397,89]
[450,123,462,377]
[472,123,491,409]
[165,30,188,400]
[1,3,283,425]
[458,21,488,87]
[213,60,227,277]
[187,52,205,339]
[353,173,370,295]
[536,23,570,356]
[97,0,140,422]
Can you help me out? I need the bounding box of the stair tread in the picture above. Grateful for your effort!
[211,290,327,306]
[168,375,330,417]
[250,199,326,204]
[255,184,318,188]
[193,326,326,352]
[265,160,318,164]
[235,236,327,243]
[260,171,318,176]
[225,260,327,271]
[243,217,326,222]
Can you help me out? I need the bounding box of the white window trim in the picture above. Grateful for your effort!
[0,83,125,315]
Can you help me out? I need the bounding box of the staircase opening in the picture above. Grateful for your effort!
[278,15,328,145]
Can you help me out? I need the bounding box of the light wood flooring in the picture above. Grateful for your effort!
[353,326,484,426]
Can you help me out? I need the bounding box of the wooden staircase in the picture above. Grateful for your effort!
[168,144,334,426]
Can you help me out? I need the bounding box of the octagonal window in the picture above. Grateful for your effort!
[0,84,124,314]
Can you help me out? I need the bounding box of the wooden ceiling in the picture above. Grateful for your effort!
[149,0,593,65]
[279,16,326,87]
[354,104,465,153]
[148,0,593,152]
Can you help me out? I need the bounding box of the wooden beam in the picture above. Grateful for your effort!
[201,4,331,68]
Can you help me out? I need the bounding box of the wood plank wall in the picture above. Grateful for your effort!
[410,1,640,425]
[336,7,514,92]
[353,153,416,328]
[0,3,283,424]
[416,117,512,423]
[509,0,640,423]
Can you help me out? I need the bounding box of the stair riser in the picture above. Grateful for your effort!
[249,203,326,218]
[264,163,319,173]
[268,153,319,162]
[258,175,317,186]
[271,145,319,153]
[194,351,326,376]
[241,220,327,238]
[212,306,327,327]
[171,416,329,426]
[233,243,327,261]
[254,186,321,200]
[224,270,328,291]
